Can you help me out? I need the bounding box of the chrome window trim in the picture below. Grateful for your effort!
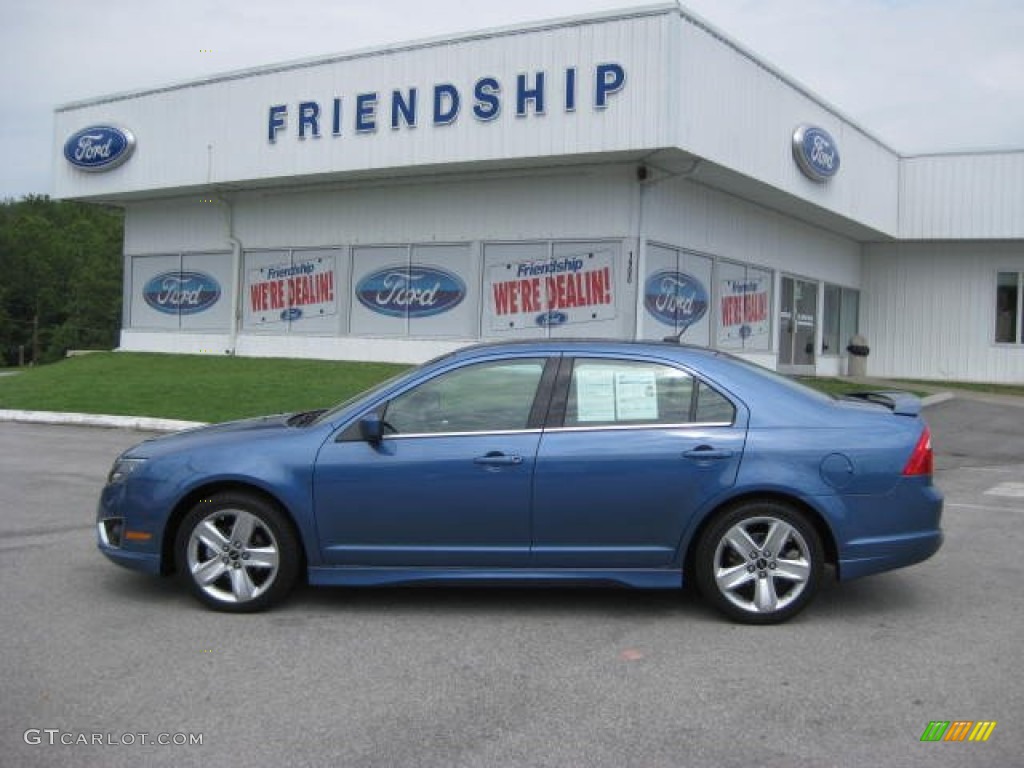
[384,428,544,440]
[383,421,734,439]
[547,421,733,433]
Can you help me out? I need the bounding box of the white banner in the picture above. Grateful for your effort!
[487,249,615,331]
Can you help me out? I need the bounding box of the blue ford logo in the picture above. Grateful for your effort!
[63,125,136,172]
[535,311,568,327]
[281,307,304,322]
[644,271,708,329]
[356,266,465,318]
[143,271,221,315]
[792,124,840,182]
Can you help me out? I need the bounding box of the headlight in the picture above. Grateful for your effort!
[107,457,146,485]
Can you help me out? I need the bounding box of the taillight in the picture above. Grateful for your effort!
[902,426,933,476]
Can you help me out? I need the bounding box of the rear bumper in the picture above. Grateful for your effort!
[834,478,943,581]
[838,529,943,581]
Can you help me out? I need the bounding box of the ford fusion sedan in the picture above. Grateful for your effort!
[96,340,942,624]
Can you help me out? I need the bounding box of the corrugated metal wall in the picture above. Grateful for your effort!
[673,15,899,236]
[124,165,637,254]
[899,152,1024,240]
[56,10,675,200]
[862,242,1024,383]
[645,177,861,287]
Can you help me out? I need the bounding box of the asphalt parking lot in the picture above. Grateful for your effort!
[1,397,1022,768]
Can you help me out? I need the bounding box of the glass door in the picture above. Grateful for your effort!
[778,276,818,373]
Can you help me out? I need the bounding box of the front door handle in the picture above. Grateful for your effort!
[473,452,524,466]
[683,446,735,461]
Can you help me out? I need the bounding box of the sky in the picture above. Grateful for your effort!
[2,0,1022,200]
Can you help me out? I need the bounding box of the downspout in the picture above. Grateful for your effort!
[219,193,242,356]
[632,167,649,340]
[632,158,702,341]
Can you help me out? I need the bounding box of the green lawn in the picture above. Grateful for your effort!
[0,353,410,423]
[795,377,929,398]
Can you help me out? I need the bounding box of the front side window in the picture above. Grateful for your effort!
[384,359,546,435]
[996,272,1021,344]
[822,284,860,356]
[563,359,734,428]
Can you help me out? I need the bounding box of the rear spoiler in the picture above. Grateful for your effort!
[843,391,922,417]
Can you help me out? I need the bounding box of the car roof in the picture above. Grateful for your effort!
[452,338,726,359]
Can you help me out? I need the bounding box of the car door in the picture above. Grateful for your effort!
[531,356,746,568]
[313,355,555,567]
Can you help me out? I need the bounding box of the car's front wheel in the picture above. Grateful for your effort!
[175,492,300,612]
[695,501,823,624]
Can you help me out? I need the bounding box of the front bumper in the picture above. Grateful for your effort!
[96,527,163,576]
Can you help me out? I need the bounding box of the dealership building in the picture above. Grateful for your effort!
[53,3,1024,382]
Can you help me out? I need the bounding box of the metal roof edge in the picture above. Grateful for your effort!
[55,3,680,113]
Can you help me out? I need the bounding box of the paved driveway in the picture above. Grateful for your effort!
[1,398,1021,767]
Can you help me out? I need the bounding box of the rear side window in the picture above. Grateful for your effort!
[695,381,736,423]
[563,359,734,427]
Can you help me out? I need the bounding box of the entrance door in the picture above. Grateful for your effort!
[778,276,818,373]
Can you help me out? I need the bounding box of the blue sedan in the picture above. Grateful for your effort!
[96,340,942,623]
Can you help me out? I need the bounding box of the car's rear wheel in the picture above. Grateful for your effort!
[175,492,300,612]
[695,501,823,624]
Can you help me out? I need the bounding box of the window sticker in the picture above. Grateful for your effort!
[575,367,617,422]
[614,370,658,420]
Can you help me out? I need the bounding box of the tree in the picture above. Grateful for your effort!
[0,196,124,365]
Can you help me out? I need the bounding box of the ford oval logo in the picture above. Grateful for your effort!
[143,271,221,315]
[281,307,304,322]
[63,125,136,172]
[792,124,840,182]
[644,271,708,329]
[535,310,568,327]
[356,265,465,318]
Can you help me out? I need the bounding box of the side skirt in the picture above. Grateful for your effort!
[307,567,683,590]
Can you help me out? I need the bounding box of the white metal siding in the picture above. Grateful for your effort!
[645,177,862,287]
[673,14,899,236]
[124,199,227,254]
[55,12,674,200]
[862,242,1024,383]
[899,152,1024,240]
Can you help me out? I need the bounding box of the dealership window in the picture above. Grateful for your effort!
[350,243,478,339]
[716,260,773,352]
[483,240,620,340]
[996,272,1021,344]
[822,284,860,356]
[640,244,713,346]
[128,252,233,331]
[243,248,343,334]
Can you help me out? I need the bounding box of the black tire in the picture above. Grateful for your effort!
[175,491,301,612]
[694,501,823,625]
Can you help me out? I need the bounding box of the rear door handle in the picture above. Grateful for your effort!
[683,447,735,461]
[473,452,524,466]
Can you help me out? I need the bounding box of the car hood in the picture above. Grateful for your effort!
[125,413,303,459]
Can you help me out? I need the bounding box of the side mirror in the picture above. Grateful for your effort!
[359,413,385,445]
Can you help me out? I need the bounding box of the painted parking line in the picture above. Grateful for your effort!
[946,502,1022,513]
[984,482,1024,498]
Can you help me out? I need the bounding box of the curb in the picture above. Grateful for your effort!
[921,392,955,408]
[0,409,206,433]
